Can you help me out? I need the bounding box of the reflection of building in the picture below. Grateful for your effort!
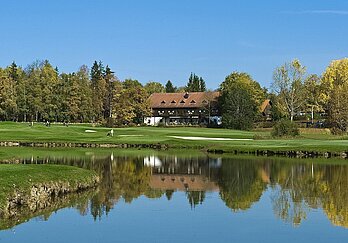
[150,175,218,191]
[144,156,220,191]
[143,156,163,167]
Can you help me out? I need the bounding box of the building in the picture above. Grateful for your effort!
[144,92,221,126]
[145,92,272,126]
[260,99,272,121]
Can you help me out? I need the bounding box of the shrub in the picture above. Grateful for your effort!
[330,127,346,135]
[271,120,299,137]
[104,118,115,128]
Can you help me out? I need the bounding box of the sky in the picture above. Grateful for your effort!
[0,0,348,89]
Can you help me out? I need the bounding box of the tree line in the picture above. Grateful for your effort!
[219,58,348,133]
[1,58,347,133]
[0,60,206,125]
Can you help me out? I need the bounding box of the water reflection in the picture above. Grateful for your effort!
[1,153,348,229]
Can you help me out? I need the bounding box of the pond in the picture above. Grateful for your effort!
[0,149,347,242]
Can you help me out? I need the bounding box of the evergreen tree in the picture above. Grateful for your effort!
[90,61,107,121]
[186,73,206,92]
[104,65,118,118]
[165,80,176,93]
[199,77,206,92]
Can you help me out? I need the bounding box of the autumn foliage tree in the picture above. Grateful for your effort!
[321,58,348,134]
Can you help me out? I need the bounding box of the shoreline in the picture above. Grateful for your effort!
[0,165,100,221]
[0,140,347,159]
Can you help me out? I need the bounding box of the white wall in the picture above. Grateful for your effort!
[144,117,163,126]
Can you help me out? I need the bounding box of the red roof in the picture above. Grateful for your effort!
[149,92,220,109]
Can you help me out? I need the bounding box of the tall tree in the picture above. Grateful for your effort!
[24,60,59,122]
[40,60,60,121]
[272,59,306,121]
[165,80,176,93]
[104,65,118,119]
[0,68,17,120]
[220,72,265,130]
[186,73,206,92]
[304,74,323,123]
[76,65,93,122]
[90,61,107,121]
[112,79,151,125]
[144,81,165,96]
[321,58,348,133]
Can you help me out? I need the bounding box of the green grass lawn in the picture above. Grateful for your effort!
[0,164,98,213]
[0,122,347,152]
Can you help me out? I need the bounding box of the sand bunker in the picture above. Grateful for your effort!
[85,130,97,133]
[169,136,253,141]
[118,135,144,137]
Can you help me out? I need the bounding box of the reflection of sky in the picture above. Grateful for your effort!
[1,190,347,243]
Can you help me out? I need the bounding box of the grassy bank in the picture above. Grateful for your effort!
[0,122,347,153]
[0,164,99,216]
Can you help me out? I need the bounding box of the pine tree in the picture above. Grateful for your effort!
[90,61,107,121]
[104,65,116,118]
[186,73,206,92]
[199,77,206,92]
[165,80,176,93]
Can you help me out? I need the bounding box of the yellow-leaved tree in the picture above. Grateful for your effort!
[321,58,348,134]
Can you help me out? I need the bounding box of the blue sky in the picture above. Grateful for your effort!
[1,0,347,89]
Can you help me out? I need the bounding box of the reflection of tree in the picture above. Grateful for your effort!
[187,191,205,209]
[90,158,152,220]
[270,164,315,226]
[218,159,267,211]
[271,188,309,226]
[321,165,348,228]
[165,190,174,201]
[143,188,165,199]
[10,153,348,228]
[270,162,348,228]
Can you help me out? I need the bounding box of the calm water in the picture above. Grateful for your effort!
[0,151,347,243]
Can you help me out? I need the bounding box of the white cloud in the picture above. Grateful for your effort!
[282,10,348,15]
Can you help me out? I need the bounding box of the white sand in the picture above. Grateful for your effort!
[118,135,144,137]
[168,136,253,141]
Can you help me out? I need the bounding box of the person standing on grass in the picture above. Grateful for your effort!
[110,129,114,137]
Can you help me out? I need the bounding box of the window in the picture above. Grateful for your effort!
[180,100,185,104]
[161,100,166,104]
[190,100,196,104]
[171,100,176,104]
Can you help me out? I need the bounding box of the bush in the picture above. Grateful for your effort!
[104,118,115,128]
[330,127,346,135]
[271,120,299,137]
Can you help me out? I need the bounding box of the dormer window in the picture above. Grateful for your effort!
[190,100,196,104]
[180,100,185,104]
[202,100,208,104]
[171,100,176,104]
[184,92,189,99]
[161,100,166,104]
